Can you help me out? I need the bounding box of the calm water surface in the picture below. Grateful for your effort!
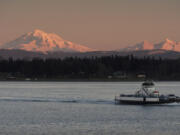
[0,81,180,135]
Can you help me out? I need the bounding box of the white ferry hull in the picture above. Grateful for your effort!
[115,97,176,105]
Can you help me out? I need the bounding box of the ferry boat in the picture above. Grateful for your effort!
[115,81,180,105]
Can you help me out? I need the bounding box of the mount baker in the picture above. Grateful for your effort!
[0,29,94,53]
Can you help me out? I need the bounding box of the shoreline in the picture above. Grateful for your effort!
[0,78,180,82]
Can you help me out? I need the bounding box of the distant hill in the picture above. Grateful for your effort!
[0,49,180,59]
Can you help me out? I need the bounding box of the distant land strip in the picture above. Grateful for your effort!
[0,55,180,81]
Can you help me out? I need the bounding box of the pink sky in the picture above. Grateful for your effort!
[0,0,180,50]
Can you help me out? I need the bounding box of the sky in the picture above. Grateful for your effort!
[0,0,180,50]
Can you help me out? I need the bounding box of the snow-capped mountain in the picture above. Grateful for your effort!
[122,39,180,52]
[0,29,94,53]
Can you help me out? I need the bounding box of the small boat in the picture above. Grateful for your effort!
[115,81,180,105]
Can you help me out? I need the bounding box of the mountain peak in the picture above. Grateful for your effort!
[28,29,48,37]
[33,29,45,33]
[1,29,95,53]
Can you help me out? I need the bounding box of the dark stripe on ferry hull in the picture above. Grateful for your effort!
[115,100,175,105]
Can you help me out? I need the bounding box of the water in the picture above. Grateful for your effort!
[0,81,180,135]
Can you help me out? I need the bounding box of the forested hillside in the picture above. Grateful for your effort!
[0,55,180,80]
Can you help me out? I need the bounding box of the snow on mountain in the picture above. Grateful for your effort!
[154,38,180,51]
[122,40,154,51]
[122,38,180,52]
[0,29,95,53]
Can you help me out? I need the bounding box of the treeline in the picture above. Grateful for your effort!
[0,55,180,80]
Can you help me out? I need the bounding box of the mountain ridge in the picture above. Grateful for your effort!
[0,29,180,59]
[122,38,180,52]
